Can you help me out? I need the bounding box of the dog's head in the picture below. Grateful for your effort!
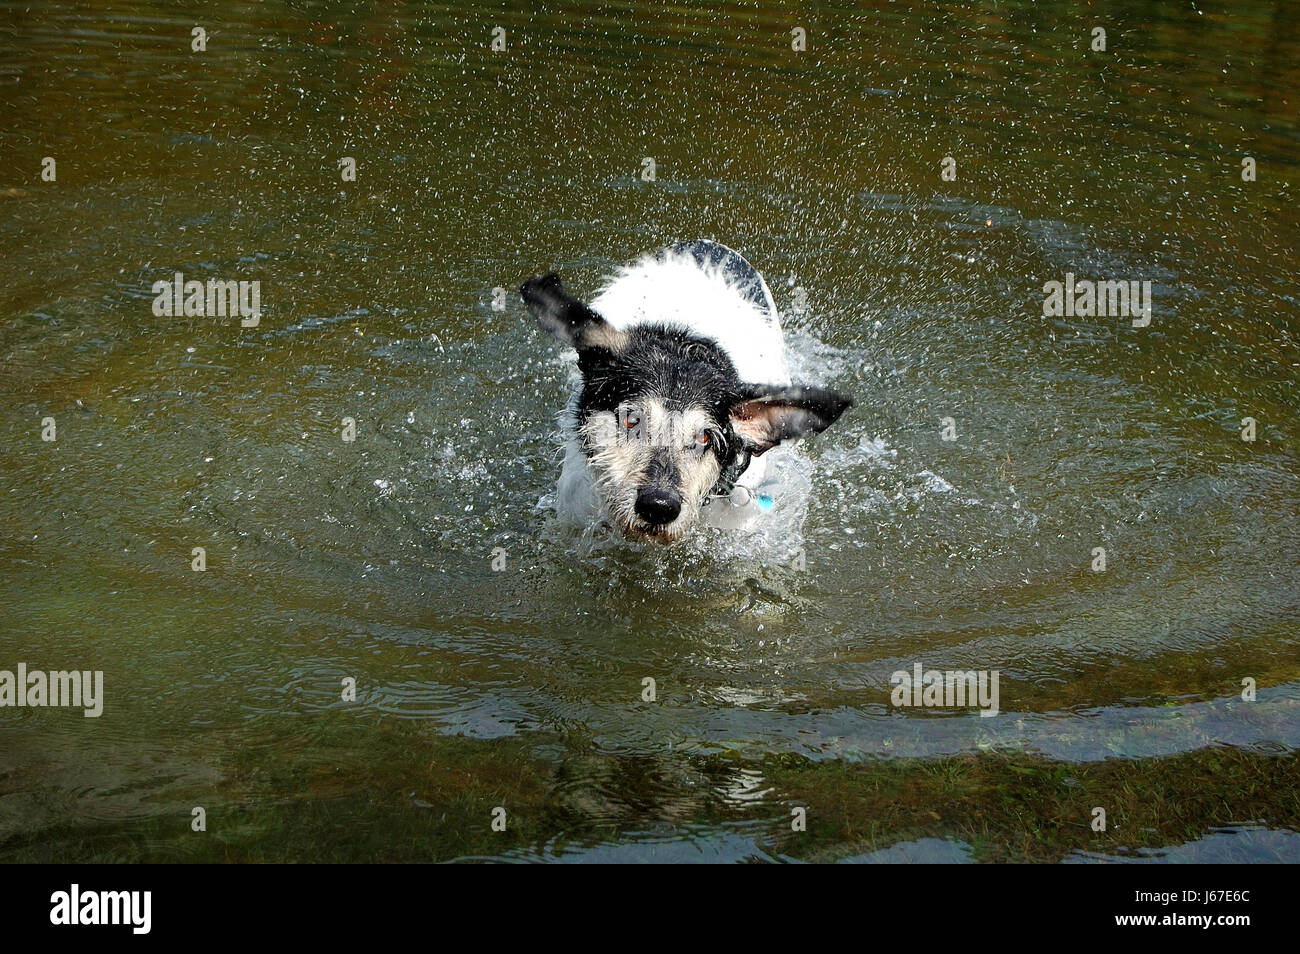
[522,273,852,541]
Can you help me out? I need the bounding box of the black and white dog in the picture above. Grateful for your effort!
[522,240,852,542]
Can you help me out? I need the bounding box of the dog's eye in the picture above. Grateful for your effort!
[624,413,640,429]
[695,429,711,448]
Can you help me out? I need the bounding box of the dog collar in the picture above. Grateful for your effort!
[704,441,773,511]
[707,441,751,500]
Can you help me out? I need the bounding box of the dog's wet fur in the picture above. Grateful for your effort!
[522,243,852,541]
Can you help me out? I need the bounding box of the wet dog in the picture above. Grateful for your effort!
[521,240,852,542]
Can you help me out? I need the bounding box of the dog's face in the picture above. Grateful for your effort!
[522,273,852,541]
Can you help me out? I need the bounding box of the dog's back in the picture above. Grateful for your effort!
[588,240,791,387]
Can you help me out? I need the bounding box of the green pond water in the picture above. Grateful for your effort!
[1,0,1298,862]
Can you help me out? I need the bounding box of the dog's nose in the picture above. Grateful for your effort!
[634,489,681,526]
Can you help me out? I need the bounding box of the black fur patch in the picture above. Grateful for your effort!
[576,322,745,470]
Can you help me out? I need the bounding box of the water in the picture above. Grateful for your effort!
[1,0,1297,862]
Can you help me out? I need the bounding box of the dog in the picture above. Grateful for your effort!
[521,240,852,542]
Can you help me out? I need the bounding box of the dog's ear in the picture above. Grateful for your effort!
[729,385,853,455]
[520,274,627,351]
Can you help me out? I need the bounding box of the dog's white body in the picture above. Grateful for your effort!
[588,249,791,386]
[554,244,797,532]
